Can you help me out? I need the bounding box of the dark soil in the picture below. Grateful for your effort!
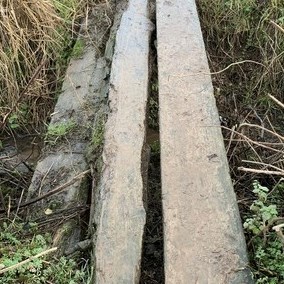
[140,150,164,284]
[140,6,164,280]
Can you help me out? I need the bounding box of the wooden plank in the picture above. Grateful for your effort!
[156,0,253,283]
[92,1,153,283]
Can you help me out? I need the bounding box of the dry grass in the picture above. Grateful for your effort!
[0,0,86,134]
[197,1,284,279]
[198,0,284,99]
[197,0,284,187]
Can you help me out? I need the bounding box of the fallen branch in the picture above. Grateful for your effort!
[238,123,284,141]
[238,167,284,177]
[242,160,284,172]
[268,94,284,109]
[0,247,57,275]
[0,169,90,213]
[273,224,284,247]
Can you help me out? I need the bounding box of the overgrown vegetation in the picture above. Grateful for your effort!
[1,0,283,282]
[0,0,95,282]
[45,120,76,145]
[0,0,85,134]
[197,0,284,281]
[244,181,284,283]
[0,221,89,283]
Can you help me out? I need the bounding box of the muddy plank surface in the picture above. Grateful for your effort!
[92,1,153,283]
[156,0,253,283]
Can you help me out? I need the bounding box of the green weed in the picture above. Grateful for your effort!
[72,38,85,58]
[150,140,160,154]
[0,221,88,284]
[91,116,106,149]
[8,114,20,130]
[45,120,76,145]
[244,181,284,283]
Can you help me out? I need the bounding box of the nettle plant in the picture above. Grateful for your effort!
[244,180,284,283]
[244,181,278,235]
[0,222,88,284]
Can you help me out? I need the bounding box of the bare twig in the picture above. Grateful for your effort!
[0,190,5,212]
[238,167,284,177]
[12,188,25,225]
[0,170,90,213]
[268,94,284,109]
[170,60,268,80]
[224,139,283,146]
[226,125,236,154]
[273,224,284,247]
[0,247,57,275]
[270,20,284,33]
[242,160,284,172]
[222,126,283,154]
[7,196,11,218]
[238,123,284,141]
[38,162,54,196]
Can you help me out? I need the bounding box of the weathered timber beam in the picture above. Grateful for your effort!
[156,0,253,283]
[92,1,153,283]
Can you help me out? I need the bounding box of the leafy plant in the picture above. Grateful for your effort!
[0,221,88,284]
[8,113,20,129]
[45,120,76,144]
[244,181,284,283]
[91,118,105,148]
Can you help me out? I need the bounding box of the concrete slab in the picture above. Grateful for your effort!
[156,0,253,283]
[25,7,113,254]
[92,1,153,283]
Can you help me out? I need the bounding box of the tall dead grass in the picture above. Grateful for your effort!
[197,0,284,186]
[0,0,84,133]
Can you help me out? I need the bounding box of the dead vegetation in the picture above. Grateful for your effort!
[197,0,284,202]
[0,0,87,134]
[197,0,284,281]
[1,0,283,282]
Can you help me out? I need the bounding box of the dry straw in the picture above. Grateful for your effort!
[0,0,82,132]
[198,0,284,181]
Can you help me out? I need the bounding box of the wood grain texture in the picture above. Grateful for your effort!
[92,1,153,283]
[156,0,253,283]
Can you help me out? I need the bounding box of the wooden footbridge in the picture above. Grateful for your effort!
[15,0,254,283]
[92,0,253,283]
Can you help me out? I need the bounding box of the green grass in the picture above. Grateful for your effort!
[71,38,86,58]
[198,0,284,105]
[92,120,105,148]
